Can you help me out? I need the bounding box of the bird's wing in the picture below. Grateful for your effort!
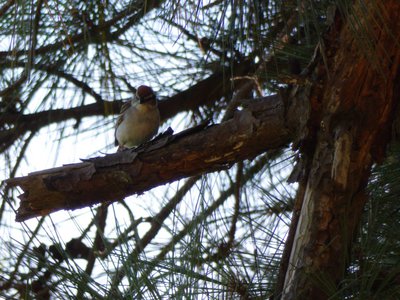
[114,102,131,146]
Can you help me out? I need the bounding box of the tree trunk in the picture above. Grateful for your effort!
[281,1,400,298]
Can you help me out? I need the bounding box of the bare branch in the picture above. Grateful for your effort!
[0,60,253,151]
[5,94,291,221]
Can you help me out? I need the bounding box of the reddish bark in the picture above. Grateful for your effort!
[280,1,400,298]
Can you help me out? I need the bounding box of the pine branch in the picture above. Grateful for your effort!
[5,94,291,221]
[0,0,163,59]
[133,154,270,292]
[0,0,15,17]
[0,60,253,152]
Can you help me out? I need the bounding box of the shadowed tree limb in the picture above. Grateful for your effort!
[5,94,292,221]
[0,60,254,153]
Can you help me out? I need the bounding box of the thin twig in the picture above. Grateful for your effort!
[131,155,269,295]
[0,0,15,18]
[109,175,201,291]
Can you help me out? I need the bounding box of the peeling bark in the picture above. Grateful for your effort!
[4,2,400,298]
[5,95,291,222]
[280,1,400,298]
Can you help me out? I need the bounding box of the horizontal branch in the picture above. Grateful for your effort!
[5,94,291,221]
[0,60,252,126]
[0,60,253,152]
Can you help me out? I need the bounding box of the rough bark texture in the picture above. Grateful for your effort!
[4,1,400,298]
[6,95,291,221]
[281,1,400,299]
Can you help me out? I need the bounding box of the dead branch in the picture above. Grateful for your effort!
[5,94,291,222]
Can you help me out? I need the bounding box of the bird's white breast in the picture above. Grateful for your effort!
[116,103,160,148]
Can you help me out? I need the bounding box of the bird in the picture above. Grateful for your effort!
[115,85,160,151]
